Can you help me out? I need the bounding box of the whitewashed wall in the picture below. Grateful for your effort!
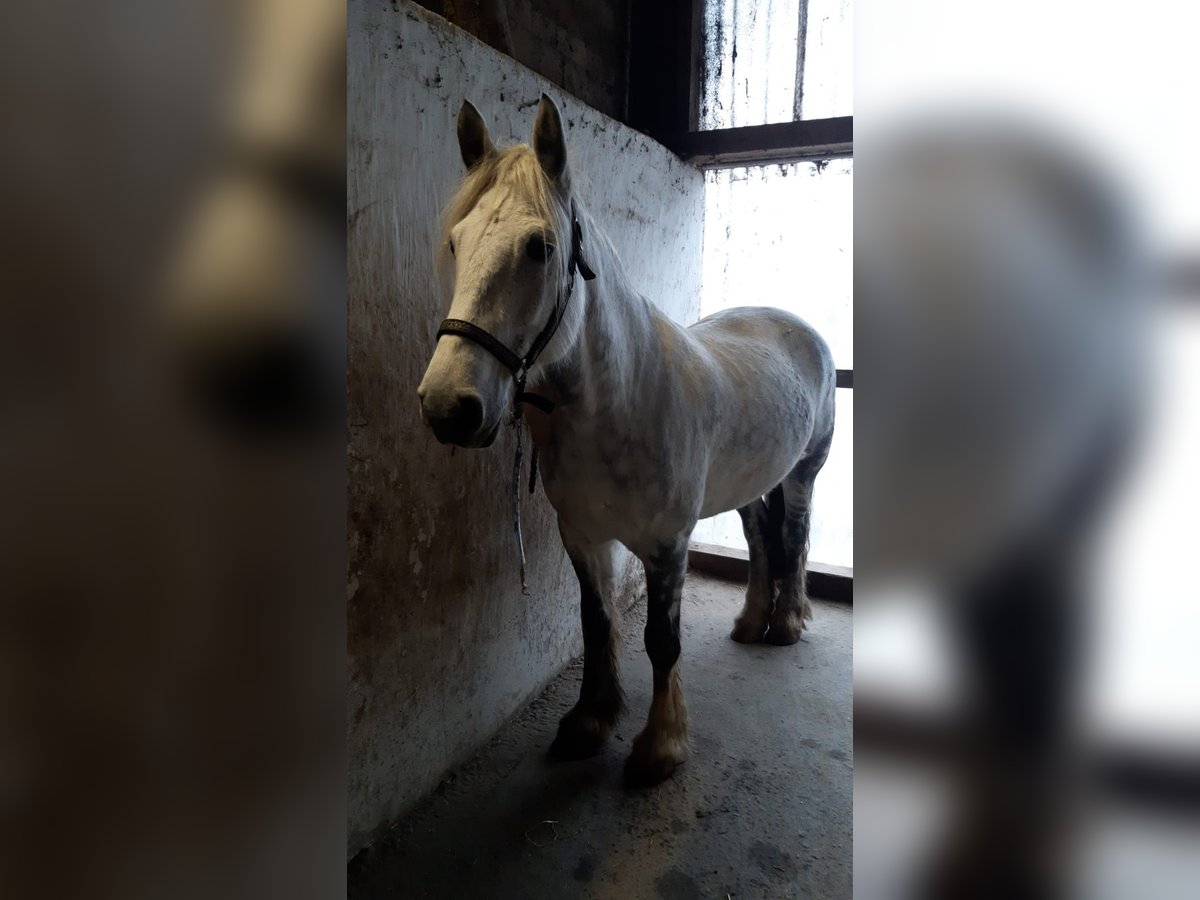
[347,0,703,857]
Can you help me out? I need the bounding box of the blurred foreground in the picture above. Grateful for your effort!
[0,2,345,898]
[855,2,1200,898]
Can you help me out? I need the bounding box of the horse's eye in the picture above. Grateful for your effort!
[448,239,455,256]
[526,235,554,263]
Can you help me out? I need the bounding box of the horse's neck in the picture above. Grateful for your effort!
[541,211,664,418]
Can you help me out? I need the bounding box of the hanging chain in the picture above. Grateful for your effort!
[510,368,530,594]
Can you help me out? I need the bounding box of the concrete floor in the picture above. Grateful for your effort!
[348,572,852,899]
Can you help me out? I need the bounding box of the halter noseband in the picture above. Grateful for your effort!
[435,202,595,413]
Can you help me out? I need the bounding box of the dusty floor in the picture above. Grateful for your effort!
[348,572,852,899]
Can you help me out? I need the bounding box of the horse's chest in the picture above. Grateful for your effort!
[538,429,670,543]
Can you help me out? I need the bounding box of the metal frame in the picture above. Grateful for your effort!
[674,116,853,168]
[856,692,1200,812]
[629,0,853,166]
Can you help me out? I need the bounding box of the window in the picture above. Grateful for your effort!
[690,161,853,568]
[700,0,853,129]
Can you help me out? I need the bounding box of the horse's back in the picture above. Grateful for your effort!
[689,306,835,413]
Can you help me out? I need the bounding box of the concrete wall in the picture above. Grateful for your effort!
[413,0,631,120]
[347,0,703,856]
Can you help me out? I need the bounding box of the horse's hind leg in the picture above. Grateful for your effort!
[549,526,624,760]
[626,539,690,786]
[730,492,780,643]
[766,440,831,645]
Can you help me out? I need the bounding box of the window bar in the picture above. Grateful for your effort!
[793,0,810,122]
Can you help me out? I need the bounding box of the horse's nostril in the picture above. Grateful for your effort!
[425,390,486,446]
[454,391,484,434]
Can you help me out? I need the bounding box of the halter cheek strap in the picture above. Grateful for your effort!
[435,202,596,412]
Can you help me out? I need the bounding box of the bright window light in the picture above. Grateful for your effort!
[691,160,853,568]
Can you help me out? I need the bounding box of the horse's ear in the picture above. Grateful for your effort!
[532,94,568,181]
[457,100,493,169]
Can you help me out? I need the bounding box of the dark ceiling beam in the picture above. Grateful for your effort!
[627,0,697,141]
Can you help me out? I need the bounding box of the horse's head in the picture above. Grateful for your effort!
[418,95,576,448]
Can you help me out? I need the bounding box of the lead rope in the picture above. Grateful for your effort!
[511,401,528,594]
[510,362,530,594]
[512,400,541,594]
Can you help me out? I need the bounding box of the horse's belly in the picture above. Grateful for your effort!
[699,442,801,517]
[697,378,826,516]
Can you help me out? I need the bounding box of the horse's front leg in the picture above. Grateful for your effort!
[625,540,690,786]
[549,526,624,760]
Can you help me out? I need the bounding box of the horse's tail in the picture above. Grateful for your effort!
[764,483,788,581]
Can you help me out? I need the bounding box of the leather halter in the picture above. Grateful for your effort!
[436,202,595,413]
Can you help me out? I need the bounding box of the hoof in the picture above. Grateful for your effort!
[548,708,610,761]
[730,616,768,643]
[624,752,680,787]
[764,614,805,645]
[623,730,688,787]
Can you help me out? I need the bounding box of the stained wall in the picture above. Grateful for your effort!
[412,0,632,121]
